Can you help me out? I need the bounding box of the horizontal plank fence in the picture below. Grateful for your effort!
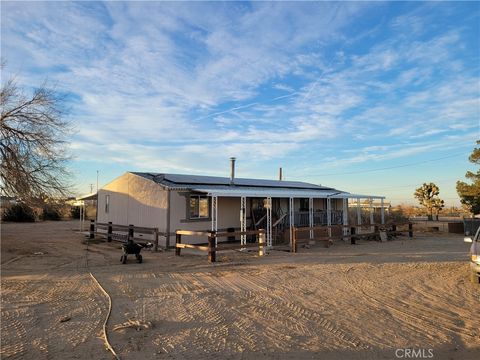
[175,229,266,263]
[89,220,173,251]
[292,222,413,253]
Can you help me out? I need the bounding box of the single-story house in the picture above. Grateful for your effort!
[96,159,385,248]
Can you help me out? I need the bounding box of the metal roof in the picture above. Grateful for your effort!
[130,172,384,199]
[131,172,335,190]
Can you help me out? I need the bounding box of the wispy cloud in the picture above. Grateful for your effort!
[1,1,479,196]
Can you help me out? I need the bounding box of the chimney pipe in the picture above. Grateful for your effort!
[230,157,236,185]
[279,167,283,181]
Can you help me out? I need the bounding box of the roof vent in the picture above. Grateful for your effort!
[230,157,236,185]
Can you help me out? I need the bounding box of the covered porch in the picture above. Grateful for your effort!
[191,187,385,248]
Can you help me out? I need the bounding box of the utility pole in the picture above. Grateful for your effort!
[90,184,94,193]
[96,170,99,193]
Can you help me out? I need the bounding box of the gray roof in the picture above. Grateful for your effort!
[131,172,337,191]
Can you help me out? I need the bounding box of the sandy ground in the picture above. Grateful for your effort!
[1,221,479,360]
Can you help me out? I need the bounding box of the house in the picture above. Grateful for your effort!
[96,159,385,247]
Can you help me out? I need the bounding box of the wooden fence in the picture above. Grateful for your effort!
[292,222,413,253]
[88,220,171,251]
[175,229,266,263]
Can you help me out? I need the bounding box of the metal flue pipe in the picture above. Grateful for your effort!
[230,157,236,185]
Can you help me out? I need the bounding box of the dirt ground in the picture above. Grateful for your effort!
[1,221,479,360]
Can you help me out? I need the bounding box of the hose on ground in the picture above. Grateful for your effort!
[84,236,120,360]
[89,272,120,360]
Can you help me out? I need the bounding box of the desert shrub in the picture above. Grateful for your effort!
[41,205,62,220]
[387,210,409,223]
[2,203,36,222]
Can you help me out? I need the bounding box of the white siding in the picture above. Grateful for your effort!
[170,191,242,243]
[97,173,167,230]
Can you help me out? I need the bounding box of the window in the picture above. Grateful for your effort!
[189,195,209,219]
[105,195,110,214]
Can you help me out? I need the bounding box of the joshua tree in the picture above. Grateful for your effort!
[414,182,445,220]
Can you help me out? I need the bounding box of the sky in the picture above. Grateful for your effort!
[1,1,479,206]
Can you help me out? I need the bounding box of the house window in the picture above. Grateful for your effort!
[105,195,110,214]
[189,195,209,219]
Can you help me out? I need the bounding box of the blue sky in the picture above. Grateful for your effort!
[2,1,479,205]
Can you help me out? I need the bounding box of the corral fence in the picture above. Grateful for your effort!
[87,220,171,251]
[175,223,413,262]
[409,217,473,234]
[175,229,266,263]
[292,222,413,253]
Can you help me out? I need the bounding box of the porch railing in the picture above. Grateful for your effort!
[291,210,343,227]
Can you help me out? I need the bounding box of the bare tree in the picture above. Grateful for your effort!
[1,72,71,204]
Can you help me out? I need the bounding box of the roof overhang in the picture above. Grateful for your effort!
[76,193,97,201]
[191,187,384,199]
[332,193,385,199]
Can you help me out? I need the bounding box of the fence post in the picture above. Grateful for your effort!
[291,227,297,253]
[208,231,216,263]
[107,221,112,242]
[154,228,159,251]
[259,230,265,256]
[350,226,356,245]
[408,223,413,238]
[392,224,397,236]
[89,220,95,239]
[175,232,181,256]
[128,224,134,242]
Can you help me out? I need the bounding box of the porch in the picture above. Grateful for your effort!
[191,186,385,248]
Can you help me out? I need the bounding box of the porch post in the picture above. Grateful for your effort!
[80,203,83,232]
[309,197,314,239]
[266,197,272,248]
[369,197,374,232]
[211,195,218,245]
[342,198,348,238]
[289,197,294,246]
[83,202,86,231]
[381,198,385,224]
[356,197,361,226]
[240,196,246,245]
[327,197,332,237]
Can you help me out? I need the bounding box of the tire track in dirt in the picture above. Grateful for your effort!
[369,264,478,337]
[0,309,28,359]
[257,291,370,350]
[343,264,478,344]
[236,269,363,350]
[184,269,370,351]
[0,273,107,359]
[84,259,479,359]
